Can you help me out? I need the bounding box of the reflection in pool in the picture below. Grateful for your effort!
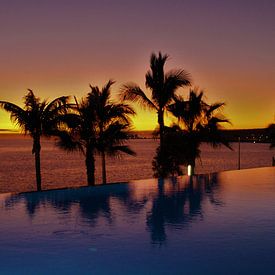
[1,167,275,274]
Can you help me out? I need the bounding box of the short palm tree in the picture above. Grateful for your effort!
[157,88,231,176]
[89,80,136,184]
[57,80,136,185]
[0,90,69,191]
[120,52,191,150]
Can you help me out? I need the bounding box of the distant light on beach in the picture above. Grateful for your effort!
[188,165,192,176]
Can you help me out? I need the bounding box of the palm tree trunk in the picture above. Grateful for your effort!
[189,158,196,175]
[33,136,42,191]
[158,110,164,150]
[102,151,107,184]
[85,147,95,186]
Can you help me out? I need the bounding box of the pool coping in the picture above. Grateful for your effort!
[0,166,274,197]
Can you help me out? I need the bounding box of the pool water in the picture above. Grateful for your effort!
[1,167,275,274]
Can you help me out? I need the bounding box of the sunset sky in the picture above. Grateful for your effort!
[0,0,274,131]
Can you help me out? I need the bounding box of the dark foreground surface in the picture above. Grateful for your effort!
[1,167,275,274]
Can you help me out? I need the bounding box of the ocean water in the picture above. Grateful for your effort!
[0,167,275,274]
[0,134,274,193]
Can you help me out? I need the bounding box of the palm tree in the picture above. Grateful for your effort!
[89,80,136,184]
[56,94,97,186]
[158,88,231,176]
[57,80,136,185]
[0,90,69,191]
[120,52,191,150]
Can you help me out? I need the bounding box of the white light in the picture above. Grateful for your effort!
[187,165,192,176]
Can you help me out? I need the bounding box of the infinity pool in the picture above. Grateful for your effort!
[1,167,275,274]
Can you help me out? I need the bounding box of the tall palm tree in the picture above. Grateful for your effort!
[120,52,191,150]
[157,88,231,176]
[57,80,136,185]
[89,80,136,184]
[0,90,69,191]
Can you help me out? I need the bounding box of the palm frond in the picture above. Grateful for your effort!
[100,122,131,142]
[101,79,115,102]
[96,120,135,158]
[145,53,168,101]
[150,52,169,70]
[44,96,70,114]
[199,116,232,149]
[120,83,156,110]
[165,69,192,89]
[147,52,168,87]
[42,96,71,136]
[55,130,84,154]
[151,69,191,108]
[0,101,29,132]
[58,113,82,129]
[205,102,225,118]
[168,95,186,119]
[104,103,136,125]
[24,90,40,111]
[106,145,136,157]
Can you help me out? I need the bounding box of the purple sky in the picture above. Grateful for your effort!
[0,0,274,130]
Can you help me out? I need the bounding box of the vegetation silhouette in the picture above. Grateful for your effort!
[0,90,69,191]
[120,52,191,152]
[153,89,231,177]
[56,92,97,185]
[88,80,136,184]
[56,80,136,185]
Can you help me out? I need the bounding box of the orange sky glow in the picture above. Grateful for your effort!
[0,0,274,131]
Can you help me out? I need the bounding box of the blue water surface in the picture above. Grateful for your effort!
[1,167,275,274]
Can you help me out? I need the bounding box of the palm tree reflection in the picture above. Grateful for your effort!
[5,174,222,245]
[147,174,222,245]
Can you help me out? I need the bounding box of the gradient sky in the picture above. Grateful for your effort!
[0,0,274,130]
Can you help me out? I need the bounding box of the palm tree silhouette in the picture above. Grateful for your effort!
[120,52,191,150]
[89,80,136,184]
[154,88,231,176]
[56,93,97,186]
[57,80,135,185]
[0,90,69,191]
